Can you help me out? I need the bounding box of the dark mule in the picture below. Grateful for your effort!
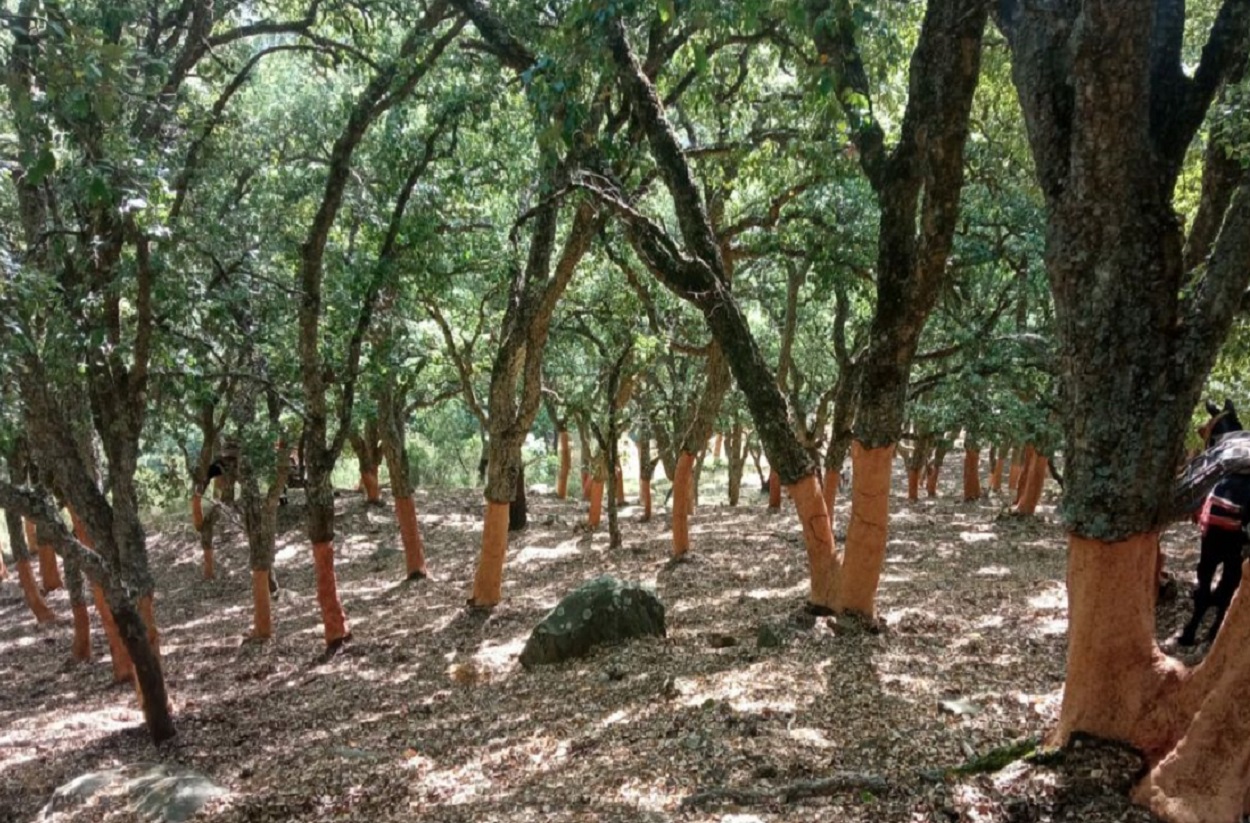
[1178,399,1250,646]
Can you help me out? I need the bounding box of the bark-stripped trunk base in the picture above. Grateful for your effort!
[1014,446,1035,505]
[767,470,782,511]
[581,472,592,502]
[640,479,652,522]
[836,443,895,617]
[311,542,350,648]
[470,501,511,607]
[1015,455,1048,515]
[925,465,939,498]
[556,432,571,499]
[990,457,1005,493]
[789,475,839,612]
[191,494,204,532]
[94,585,135,683]
[26,520,63,592]
[963,448,981,501]
[71,602,92,661]
[17,559,56,623]
[671,452,695,558]
[252,569,273,639]
[202,546,215,581]
[907,468,920,502]
[395,495,428,579]
[822,469,841,528]
[361,471,383,506]
[138,595,161,656]
[1133,556,1250,822]
[588,480,604,529]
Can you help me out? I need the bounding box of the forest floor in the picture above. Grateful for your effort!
[0,464,1209,823]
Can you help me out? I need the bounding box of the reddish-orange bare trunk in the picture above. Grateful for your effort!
[790,475,839,610]
[93,585,134,683]
[768,469,781,510]
[671,451,695,557]
[251,570,273,639]
[138,594,161,656]
[556,431,571,499]
[361,471,382,504]
[1015,453,1048,515]
[17,559,55,624]
[962,448,981,501]
[1054,533,1184,753]
[990,457,1005,492]
[191,493,204,532]
[713,432,723,459]
[70,603,91,661]
[580,471,591,501]
[925,464,939,497]
[26,519,62,591]
[470,501,511,606]
[588,479,604,528]
[1014,446,1036,504]
[822,468,841,524]
[837,443,895,617]
[311,541,350,646]
[395,495,428,579]
[907,468,920,501]
[640,478,652,521]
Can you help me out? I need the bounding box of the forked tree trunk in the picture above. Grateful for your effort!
[8,512,54,623]
[963,447,981,501]
[556,429,571,499]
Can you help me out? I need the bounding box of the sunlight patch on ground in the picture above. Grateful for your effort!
[789,725,835,748]
[166,605,248,633]
[0,708,142,770]
[675,661,813,713]
[614,777,672,813]
[743,582,808,601]
[961,532,997,544]
[975,565,1012,577]
[470,634,527,673]
[1028,585,1066,611]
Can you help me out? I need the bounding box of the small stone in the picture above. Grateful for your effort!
[706,633,738,649]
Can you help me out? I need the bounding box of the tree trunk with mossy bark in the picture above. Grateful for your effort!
[807,0,988,618]
[996,1,1250,818]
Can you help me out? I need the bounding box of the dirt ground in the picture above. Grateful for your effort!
[0,462,1208,823]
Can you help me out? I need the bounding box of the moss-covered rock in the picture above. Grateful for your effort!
[519,575,665,667]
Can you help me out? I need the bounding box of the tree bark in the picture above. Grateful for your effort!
[962,447,981,502]
[670,451,695,557]
[557,429,571,499]
[1015,452,1048,515]
[768,469,782,511]
[8,512,54,624]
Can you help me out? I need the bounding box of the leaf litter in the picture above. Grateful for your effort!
[0,470,1204,822]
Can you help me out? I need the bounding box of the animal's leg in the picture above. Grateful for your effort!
[1206,554,1243,643]
[1179,543,1220,646]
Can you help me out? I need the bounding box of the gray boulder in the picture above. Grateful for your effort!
[38,764,227,823]
[519,575,665,667]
